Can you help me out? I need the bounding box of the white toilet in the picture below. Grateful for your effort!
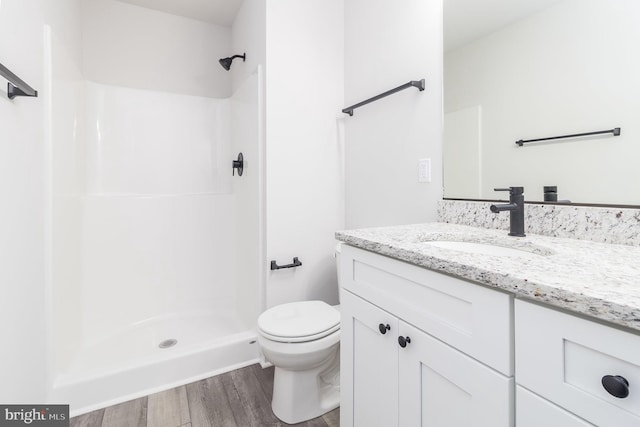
[257,245,342,424]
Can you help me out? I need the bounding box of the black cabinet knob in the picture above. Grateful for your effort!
[602,375,630,398]
[378,323,390,334]
[398,336,411,348]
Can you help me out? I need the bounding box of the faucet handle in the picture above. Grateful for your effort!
[494,187,524,195]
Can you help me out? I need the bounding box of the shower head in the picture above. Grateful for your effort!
[219,53,246,71]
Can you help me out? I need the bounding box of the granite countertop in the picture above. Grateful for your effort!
[336,222,640,332]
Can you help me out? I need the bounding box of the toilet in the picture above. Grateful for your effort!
[257,245,342,424]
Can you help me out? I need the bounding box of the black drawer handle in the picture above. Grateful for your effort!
[378,324,390,334]
[398,336,411,348]
[602,375,629,398]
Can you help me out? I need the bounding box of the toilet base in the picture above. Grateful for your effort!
[271,347,340,424]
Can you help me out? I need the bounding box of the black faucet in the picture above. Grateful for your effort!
[490,187,526,237]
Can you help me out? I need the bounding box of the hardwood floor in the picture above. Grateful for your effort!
[70,364,339,427]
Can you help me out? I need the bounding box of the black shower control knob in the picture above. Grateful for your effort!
[232,152,244,176]
[602,375,630,398]
[378,324,390,334]
[398,336,411,348]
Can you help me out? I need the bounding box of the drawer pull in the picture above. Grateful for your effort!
[378,323,391,334]
[398,336,411,348]
[602,375,630,398]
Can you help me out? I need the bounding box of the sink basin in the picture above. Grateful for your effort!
[423,241,546,258]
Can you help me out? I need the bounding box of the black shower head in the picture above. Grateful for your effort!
[219,53,246,71]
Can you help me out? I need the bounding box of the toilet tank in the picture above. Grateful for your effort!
[335,243,343,304]
[334,242,343,282]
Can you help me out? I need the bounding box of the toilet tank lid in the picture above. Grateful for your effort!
[258,301,340,339]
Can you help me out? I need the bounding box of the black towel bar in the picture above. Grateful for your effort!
[516,128,620,146]
[0,62,38,99]
[342,79,425,116]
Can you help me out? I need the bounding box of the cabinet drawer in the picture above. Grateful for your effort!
[515,300,640,427]
[516,386,593,427]
[340,245,513,375]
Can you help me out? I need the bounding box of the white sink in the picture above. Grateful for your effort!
[423,241,546,258]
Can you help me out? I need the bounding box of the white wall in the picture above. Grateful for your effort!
[344,0,444,228]
[444,0,640,205]
[81,0,232,98]
[0,0,82,403]
[231,0,266,94]
[264,0,344,308]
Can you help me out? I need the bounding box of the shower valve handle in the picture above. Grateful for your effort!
[232,152,244,176]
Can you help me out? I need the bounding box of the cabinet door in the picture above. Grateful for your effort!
[398,321,514,427]
[516,386,594,427]
[341,290,399,427]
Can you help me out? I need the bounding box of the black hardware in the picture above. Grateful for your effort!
[602,375,629,398]
[543,186,558,202]
[378,324,390,335]
[490,187,526,237]
[232,152,244,176]
[270,257,302,271]
[342,79,425,116]
[0,62,38,99]
[398,336,411,348]
[516,128,620,147]
[219,53,246,71]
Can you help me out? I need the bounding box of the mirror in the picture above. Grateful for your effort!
[443,0,640,206]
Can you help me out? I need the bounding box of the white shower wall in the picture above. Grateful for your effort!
[79,83,236,341]
[49,72,263,412]
[83,83,232,195]
[231,69,264,328]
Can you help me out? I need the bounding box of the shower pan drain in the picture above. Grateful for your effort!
[159,339,178,349]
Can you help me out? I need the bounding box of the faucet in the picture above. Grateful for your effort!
[490,187,526,237]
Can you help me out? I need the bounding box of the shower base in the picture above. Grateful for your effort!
[51,311,259,417]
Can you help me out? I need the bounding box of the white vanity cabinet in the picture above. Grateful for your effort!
[516,386,594,426]
[516,299,640,427]
[340,245,514,427]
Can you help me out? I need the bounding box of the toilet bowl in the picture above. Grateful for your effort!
[258,300,341,424]
[258,243,343,424]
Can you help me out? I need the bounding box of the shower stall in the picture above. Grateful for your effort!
[44,6,265,415]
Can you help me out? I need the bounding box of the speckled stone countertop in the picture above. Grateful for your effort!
[336,222,640,332]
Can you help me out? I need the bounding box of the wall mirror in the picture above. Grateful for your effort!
[443,0,640,206]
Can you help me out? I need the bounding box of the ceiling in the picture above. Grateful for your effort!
[115,0,244,27]
[444,0,562,52]
[115,0,561,47]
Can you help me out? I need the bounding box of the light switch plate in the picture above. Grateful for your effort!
[418,158,431,183]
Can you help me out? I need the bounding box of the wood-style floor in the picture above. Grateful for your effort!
[70,364,339,427]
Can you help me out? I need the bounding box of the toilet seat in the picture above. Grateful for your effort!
[258,301,340,343]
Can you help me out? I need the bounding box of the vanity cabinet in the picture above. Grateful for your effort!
[516,386,594,426]
[340,245,514,427]
[516,299,640,427]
